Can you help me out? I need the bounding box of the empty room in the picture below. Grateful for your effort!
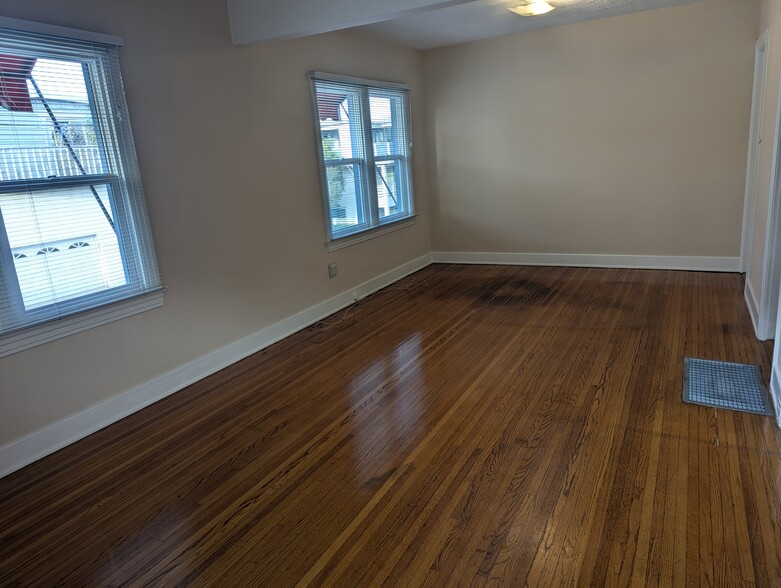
[1,0,781,585]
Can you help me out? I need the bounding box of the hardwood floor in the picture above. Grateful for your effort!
[2,264,781,586]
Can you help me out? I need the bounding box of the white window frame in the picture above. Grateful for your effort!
[310,72,416,250]
[0,18,163,358]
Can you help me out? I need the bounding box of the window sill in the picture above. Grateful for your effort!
[0,288,165,358]
[326,216,416,252]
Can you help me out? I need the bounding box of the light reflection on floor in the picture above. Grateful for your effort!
[348,332,424,488]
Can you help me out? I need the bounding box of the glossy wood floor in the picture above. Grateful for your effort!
[2,265,781,587]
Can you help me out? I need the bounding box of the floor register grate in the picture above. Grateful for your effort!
[683,357,774,416]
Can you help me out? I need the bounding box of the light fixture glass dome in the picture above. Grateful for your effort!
[510,1,556,16]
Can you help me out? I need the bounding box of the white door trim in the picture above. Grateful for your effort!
[741,30,769,273]
[757,69,781,340]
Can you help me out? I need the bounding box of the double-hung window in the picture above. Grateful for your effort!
[310,72,415,247]
[0,19,162,355]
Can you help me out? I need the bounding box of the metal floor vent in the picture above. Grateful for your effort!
[683,358,773,416]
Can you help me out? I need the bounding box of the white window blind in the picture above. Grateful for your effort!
[0,23,162,350]
[310,72,415,244]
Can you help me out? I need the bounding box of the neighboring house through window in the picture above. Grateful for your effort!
[310,72,415,247]
[0,18,162,356]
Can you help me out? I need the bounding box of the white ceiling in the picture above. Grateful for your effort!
[357,0,703,49]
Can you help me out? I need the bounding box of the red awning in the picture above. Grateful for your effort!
[0,54,36,113]
[317,92,346,121]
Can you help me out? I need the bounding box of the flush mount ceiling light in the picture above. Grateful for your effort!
[510,0,555,16]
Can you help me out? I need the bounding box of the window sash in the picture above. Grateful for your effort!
[0,176,149,329]
[374,155,410,222]
[0,173,117,194]
[324,160,371,237]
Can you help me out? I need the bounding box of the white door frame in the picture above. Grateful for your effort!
[741,30,769,274]
[758,69,781,341]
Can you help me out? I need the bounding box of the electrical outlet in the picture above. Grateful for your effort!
[328,263,337,278]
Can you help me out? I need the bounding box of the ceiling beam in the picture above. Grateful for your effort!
[227,0,478,45]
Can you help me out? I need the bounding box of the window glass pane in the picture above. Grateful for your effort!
[315,85,365,162]
[0,184,126,310]
[0,57,107,181]
[369,92,405,158]
[326,163,364,233]
[376,161,401,219]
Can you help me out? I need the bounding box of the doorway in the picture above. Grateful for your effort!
[741,31,768,276]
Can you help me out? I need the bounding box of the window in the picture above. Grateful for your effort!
[0,19,162,354]
[310,72,415,246]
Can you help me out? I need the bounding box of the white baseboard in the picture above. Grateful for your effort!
[0,253,433,479]
[431,251,741,272]
[770,365,781,428]
[745,278,763,340]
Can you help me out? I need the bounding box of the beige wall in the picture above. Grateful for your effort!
[747,0,781,307]
[0,0,431,446]
[423,0,758,255]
